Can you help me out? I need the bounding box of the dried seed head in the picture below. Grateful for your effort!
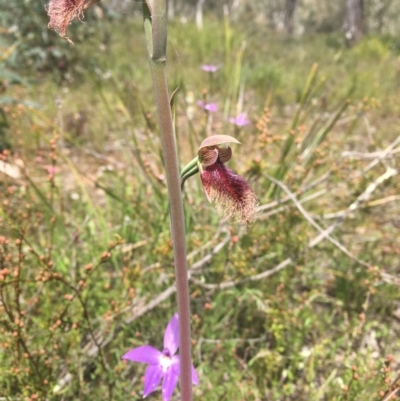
[46,0,87,39]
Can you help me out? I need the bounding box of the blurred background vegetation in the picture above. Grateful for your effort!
[1,0,400,400]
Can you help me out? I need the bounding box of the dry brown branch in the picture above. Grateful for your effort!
[361,136,400,174]
[366,194,400,207]
[196,334,267,361]
[123,284,177,324]
[258,189,326,219]
[341,147,400,160]
[0,160,22,179]
[187,227,230,263]
[322,167,397,219]
[190,228,231,272]
[266,175,372,268]
[257,171,330,214]
[381,374,400,401]
[189,258,293,290]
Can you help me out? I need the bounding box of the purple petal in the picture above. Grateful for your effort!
[205,103,218,112]
[191,365,199,385]
[164,313,179,355]
[162,367,179,401]
[143,364,163,398]
[236,113,250,126]
[171,355,199,386]
[201,64,220,72]
[197,100,218,113]
[170,355,180,375]
[122,345,162,365]
[228,113,250,126]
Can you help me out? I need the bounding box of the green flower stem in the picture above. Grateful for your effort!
[180,156,200,188]
[181,166,199,190]
[180,156,199,178]
[143,1,193,401]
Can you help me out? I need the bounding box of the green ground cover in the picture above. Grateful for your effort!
[1,16,400,401]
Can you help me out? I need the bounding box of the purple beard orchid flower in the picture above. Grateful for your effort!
[122,313,199,401]
[198,135,257,226]
[228,112,250,127]
[197,100,218,113]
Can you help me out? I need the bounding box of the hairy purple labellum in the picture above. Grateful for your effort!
[198,137,257,225]
[200,159,257,225]
[46,0,86,38]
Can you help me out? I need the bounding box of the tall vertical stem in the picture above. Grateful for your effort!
[143,1,193,401]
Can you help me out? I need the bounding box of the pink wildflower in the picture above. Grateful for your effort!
[201,64,220,73]
[122,314,198,401]
[228,112,250,127]
[197,100,218,113]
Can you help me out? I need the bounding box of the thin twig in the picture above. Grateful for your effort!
[321,168,397,220]
[190,258,293,290]
[361,136,400,175]
[197,335,267,362]
[381,373,400,401]
[187,227,229,261]
[257,171,330,213]
[341,147,400,160]
[258,189,326,219]
[266,175,372,268]
[190,228,231,272]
